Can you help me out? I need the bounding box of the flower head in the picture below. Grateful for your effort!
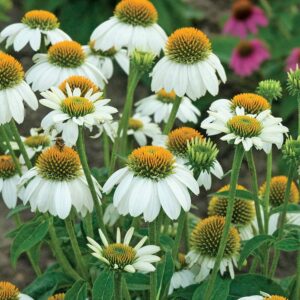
[285,48,300,71]
[187,216,240,282]
[0,10,70,51]
[257,79,282,102]
[230,40,270,77]
[282,136,300,164]
[224,0,268,38]
[238,291,288,300]
[48,294,65,300]
[287,65,300,96]
[231,93,270,114]
[0,281,33,300]
[87,227,160,273]
[259,176,299,207]
[103,145,199,221]
[151,27,226,100]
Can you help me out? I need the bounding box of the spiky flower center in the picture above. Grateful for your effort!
[187,137,219,173]
[260,176,299,207]
[36,143,82,181]
[22,10,59,30]
[59,75,99,96]
[128,118,143,130]
[114,0,158,27]
[128,146,175,180]
[236,41,254,57]
[190,216,240,258]
[231,93,270,114]
[263,296,287,300]
[156,89,177,103]
[165,27,212,64]
[48,41,85,68]
[102,243,136,269]
[89,40,117,57]
[227,115,262,138]
[232,0,253,20]
[61,96,95,117]
[0,155,16,179]
[24,135,50,149]
[48,293,65,300]
[167,127,203,157]
[0,52,24,90]
[0,281,19,300]
[208,185,255,226]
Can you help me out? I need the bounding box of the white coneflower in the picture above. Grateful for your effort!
[201,107,288,153]
[103,203,120,227]
[87,227,160,273]
[26,40,107,92]
[103,145,199,222]
[208,185,256,240]
[151,27,226,100]
[40,80,117,146]
[135,89,200,124]
[127,114,161,146]
[84,41,129,79]
[0,10,70,51]
[0,52,38,124]
[238,292,288,300]
[0,281,33,300]
[186,216,240,282]
[91,0,167,55]
[0,155,20,209]
[18,142,102,219]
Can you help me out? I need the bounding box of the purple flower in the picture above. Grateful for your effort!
[224,0,268,38]
[230,40,270,77]
[286,48,300,71]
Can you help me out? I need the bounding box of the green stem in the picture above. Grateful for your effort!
[10,120,32,169]
[204,145,244,300]
[298,97,300,135]
[269,165,295,277]
[172,210,186,260]
[183,215,190,252]
[296,250,300,300]
[0,126,21,174]
[76,126,107,237]
[102,132,110,168]
[64,217,89,280]
[84,212,94,239]
[163,96,181,134]
[48,219,82,281]
[245,151,264,234]
[114,272,122,300]
[149,221,157,300]
[122,277,131,300]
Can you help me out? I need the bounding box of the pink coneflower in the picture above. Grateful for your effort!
[230,40,270,77]
[224,0,268,38]
[286,48,300,71]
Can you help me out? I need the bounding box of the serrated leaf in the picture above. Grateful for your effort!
[92,270,114,300]
[65,280,87,300]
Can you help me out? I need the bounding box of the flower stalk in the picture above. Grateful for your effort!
[114,272,123,300]
[149,220,157,300]
[163,96,181,134]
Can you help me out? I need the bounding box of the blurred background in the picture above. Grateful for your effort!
[0,0,299,289]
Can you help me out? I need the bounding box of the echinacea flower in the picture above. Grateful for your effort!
[259,176,299,207]
[201,107,288,153]
[18,142,102,219]
[285,48,300,71]
[0,155,20,209]
[48,293,65,300]
[84,41,129,79]
[0,52,38,124]
[127,113,161,146]
[91,0,167,55]
[26,40,107,92]
[135,89,201,124]
[151,27,226,100]
[208,185,256,240]
[224,0,268,38]
[0,281,33,300]
[87,227,160,273]
[40,81,117,146]
[0,10,71,51]
[238,291,287,300]
[186,216,240,282]
[103,145,199,222]
[230,40,270,77]
[103,203,120,227]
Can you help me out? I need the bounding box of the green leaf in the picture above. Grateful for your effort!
[228,274,286,299]
[211,36,239,63]
[159,234,174,252]
[209,189,256,202]
[11,217,49,267]
[125,273,149,291]
[157,252,174,298]
[270,204,300,215]
[6,204,30,219]
[238,235,275,268]
[274,238,300,251]
[92,270,114,300]
[192,275,231,300]
[65,280,87,300]
[169,284,198,299]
